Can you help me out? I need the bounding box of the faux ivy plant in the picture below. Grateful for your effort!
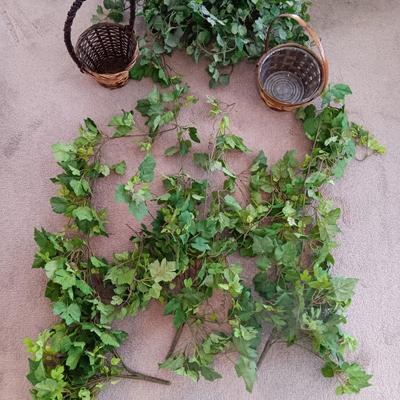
[26,83,383,399]
[142,0,311,86]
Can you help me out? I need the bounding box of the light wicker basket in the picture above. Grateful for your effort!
[64,0,139,89]
[257,14,329,111]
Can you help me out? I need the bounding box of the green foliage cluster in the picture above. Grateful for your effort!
[26,84,383,398]
[91,0,126,24]
[142,0,311,86]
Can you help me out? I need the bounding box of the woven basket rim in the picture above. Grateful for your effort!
[75,22,138,76]
[257,43,325,107]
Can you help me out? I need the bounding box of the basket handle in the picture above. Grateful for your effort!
[264,13,329,88]
[64,0,136,71]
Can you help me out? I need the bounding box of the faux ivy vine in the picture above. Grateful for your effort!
[26,82,383,399]
[142,0,311,87]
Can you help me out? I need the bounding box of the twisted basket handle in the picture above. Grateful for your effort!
[265,14,329,90]
[64,0,136,71]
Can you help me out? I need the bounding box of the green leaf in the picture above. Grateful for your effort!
[53,302,81,325]
[72,207,93,221]
[100,332,120,347]
[331,277,358,302]
[52,143,75,162]
[128,201,148,221]
[252,235,274,255]
[235,356,257,392]
[323,83,352,105]
[321,362,335,378]
[112,160,127,175]
[201,366,222,381]
[336,363,372,394]
[160,354,185,371]
[115,184,131,204]
[149,259,177,282]
[66,345,84,370]
[191,237,210,252]
[165,146,179,157]
[193,153,210,170]
[108,10,123,23]
[139,154,156,183]
[109,111,134,137]
[27,359,47,385]
[50,197,69,214]
[44,259,64,278]
[188,127,200,143]
[70,179,89,196]
[224,195,241,211]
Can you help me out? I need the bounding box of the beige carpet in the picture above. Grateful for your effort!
[1,0,399,399]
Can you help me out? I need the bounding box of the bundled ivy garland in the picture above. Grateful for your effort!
[141,0,311,86]
[25,81,384,399]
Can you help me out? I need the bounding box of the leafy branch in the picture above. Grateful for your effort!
[26,83,383,399]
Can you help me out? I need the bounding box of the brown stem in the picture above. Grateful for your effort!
[113,351,171,385]
[257,330,277,368]
[118,374,171,385]
[88,373,170,387]
[165,325,184,360]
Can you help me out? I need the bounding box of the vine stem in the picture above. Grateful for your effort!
[87,373,170,387]
[257,330,277,368]
[165,325,184,360]
[113,350,171,385]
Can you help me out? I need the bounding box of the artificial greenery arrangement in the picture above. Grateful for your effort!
[92,0,311,87]
[25,81,384,399]
[141,0,311,87]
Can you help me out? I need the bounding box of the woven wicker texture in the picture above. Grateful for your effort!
[64,0,138,89]
[259,46,322,104]
[257,14,328,112]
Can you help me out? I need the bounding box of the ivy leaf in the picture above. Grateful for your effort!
[188,127,200,143]
[139,154,156,183]
[165,146,179,157]
[336,363,372,394]
[52,143,75,163]
[160,354,185,371]
[44,259,64,279]
[53,269,76,290]
[331,277,358,302]
[201,366,222,381]
[149,259,177,282]
[322,83,352,105]
[66,345,84,370]
[109,111,134,138]
[128,201,149,221]
[53,302,81,325]
[193,153,210,170]
[100,332,120,347]
[26,359,47,385]
[50,197,69,214]
[191,237,210,252]
[115,184,131,204]
[321,362,335,378]
[72,207,93,222]
[224,195,241,211]
[111,160,127,175]
[252,235,274,255]
[235,356,257,392]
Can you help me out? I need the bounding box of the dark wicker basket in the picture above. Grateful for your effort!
[64,0,139,89]
[257,14,329,111]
